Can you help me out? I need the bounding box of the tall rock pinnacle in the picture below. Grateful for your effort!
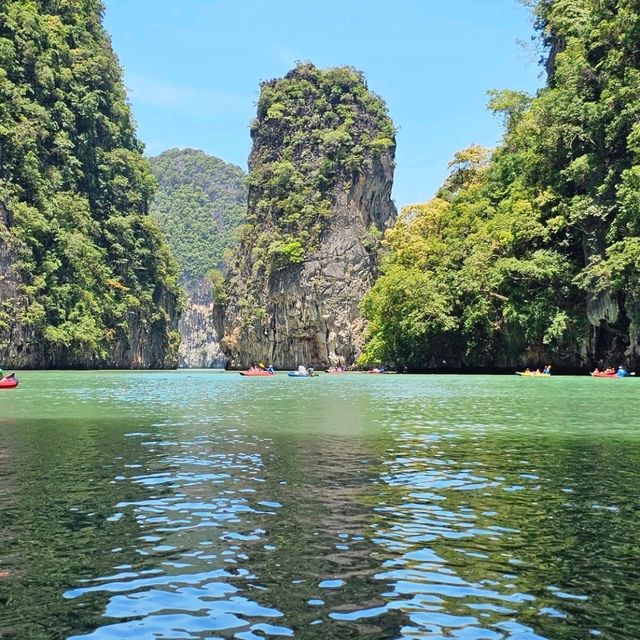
[220,63,397,369]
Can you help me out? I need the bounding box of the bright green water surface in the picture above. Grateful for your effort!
[0,371,639,639]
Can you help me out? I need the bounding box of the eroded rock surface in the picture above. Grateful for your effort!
[220,64,397,369]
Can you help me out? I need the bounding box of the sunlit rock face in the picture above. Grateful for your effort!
[220,64,397,370]
[178,281,226,369]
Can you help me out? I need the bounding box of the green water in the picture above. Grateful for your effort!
[0,371,639,639]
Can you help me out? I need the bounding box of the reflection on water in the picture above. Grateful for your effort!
[0,371,639,639]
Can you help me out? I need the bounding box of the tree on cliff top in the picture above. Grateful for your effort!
[0,0,181,366]
[361,0,640,370]
[149,148,247,285]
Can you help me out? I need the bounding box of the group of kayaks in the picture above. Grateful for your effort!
[239,366,387,377]
[2,366,633,385]
[239,366,319,378]
[240,370,319,378]
[516,366,634,378]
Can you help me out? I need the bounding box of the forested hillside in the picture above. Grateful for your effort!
[361,0,640,372]
[149,148,246,368]
[149,148,246,284]
[0,0,181,368]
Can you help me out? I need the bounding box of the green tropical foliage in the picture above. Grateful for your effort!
[0,0,181,366]
[149,148,247,284]
[240,62,395,272]
[362,0,640,371]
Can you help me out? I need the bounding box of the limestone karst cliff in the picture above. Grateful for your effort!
[176,281,226,369]
[149,148,246,368]
[0,0,180,368]
[220,64,397,369]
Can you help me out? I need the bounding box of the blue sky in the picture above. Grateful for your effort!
[103,0,544,208]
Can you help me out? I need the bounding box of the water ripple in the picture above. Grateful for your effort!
[1,372,639,638]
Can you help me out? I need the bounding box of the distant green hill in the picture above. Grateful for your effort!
[149,149,247,284]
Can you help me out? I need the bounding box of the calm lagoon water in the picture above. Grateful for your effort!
[0,370,639,639]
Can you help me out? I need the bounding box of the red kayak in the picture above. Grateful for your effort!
[239,370,274,377]
[0,375,18,389]
[590,371,631,378]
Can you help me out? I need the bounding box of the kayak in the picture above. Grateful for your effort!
[591,371,630,378]
[515,371,551,377]
[367,369,386,374]
[326,369,346,374]
[239,370,274,377]
[288,371,317,377]
[0,376,18,389]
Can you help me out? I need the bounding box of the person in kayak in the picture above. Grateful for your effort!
[266,364,274,373]
[543,364,551,374]
[297,365,308,375]
[617,365,628,377]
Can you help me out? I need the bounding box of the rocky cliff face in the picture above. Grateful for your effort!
[220,64,397,369]
[178,281,226,368]
[0,252,180,370]
[0,206,33,367]
[1,210,179,369]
